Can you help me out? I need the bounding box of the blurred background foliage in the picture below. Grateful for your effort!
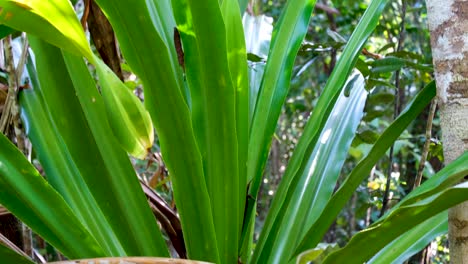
[250,0,446,262]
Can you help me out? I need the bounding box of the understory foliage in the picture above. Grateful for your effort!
[0,0,466,263]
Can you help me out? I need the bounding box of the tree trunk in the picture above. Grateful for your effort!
[425,0,468,263]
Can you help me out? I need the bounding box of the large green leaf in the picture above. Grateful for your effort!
[244,0,318,256]
[0,0,92,59]
[368,212,447,264]
[61,49,169,257]
[26,37,167,256]
[92,0,218,260]
[294,81,436,255]
[239,14,273,262]
[145,0,188,103]
[221,0,249,244]
[252,74,367,263]
[322,153,468,263]
[22,41,125,256]
[246,0,317,194]
[0,133,105,259]
[172,0,240,262]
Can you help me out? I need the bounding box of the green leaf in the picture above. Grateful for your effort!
[368,212,447,264]
[173,0,240,262]
[367,92,395,105]
[221,0,249,245]
[94,57,154,159]
[252,74,367,263]
[145,0,188,103]
[22,42,125,256]
[26,37,168,256]
[0,242,34,264]
[0,133,105,259]
[370,56,405,73]
[294,81,436,256]
[355,58,371,76]
[356,130,380,144]
[0,24,15,39]
[2,0,156,159]
[247,0,317,193]
[244,0,319,257]
[404,60,433,73]
[295,243,339,264]
[0,0,93,60]
[247,53,264,62]
[378,152,468,222]
[93,0,219,261]
[322,154,468,263]
[63,51,169,257]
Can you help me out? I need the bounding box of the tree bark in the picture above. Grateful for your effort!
[425,0,468,263]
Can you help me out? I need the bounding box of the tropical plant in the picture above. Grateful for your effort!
[0,0,467,263]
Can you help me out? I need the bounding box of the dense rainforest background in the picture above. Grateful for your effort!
[252,0,446,262]
[0,0,466,263]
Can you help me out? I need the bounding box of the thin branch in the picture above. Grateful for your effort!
[0,36,28,152]
[16,33,29,81]
[380,0,407,217]
[315,3,340,16]
[0,36,15,133]
[414,99,438,188]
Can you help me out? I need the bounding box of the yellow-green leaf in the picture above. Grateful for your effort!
[0,0,93,60]
[94,56,154,159]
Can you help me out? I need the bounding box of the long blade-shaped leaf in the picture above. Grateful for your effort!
[247,0,317,195]
[172,0,240,262]
[144,0,188,103]
[368,212,447,264]
[239,14,274,262]
[61,51,169,257]
[0,0,92,59]
[26,37,167,256]
[221,0,250,244]
[22,42,125,256]
[92,0,218,260]
[252,74,367,263]
[0,133,105,259]
[322,154,468,263]
[294,81,436,255]
[244,0,318,255]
